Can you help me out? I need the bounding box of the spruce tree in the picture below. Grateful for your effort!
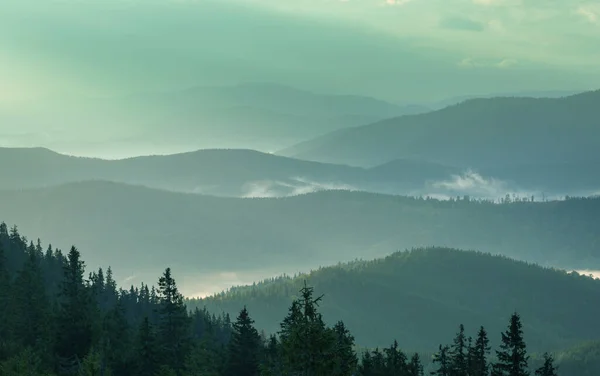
[226,306,262,376]
[358,351,374,376]
[493,313,529,376]
[432,345,452,376]
[408,353,425,376]
[156,267,191,372]
[331,321,358,376]
[0,242,11,358]
[534,353,558,376]
[471,326,491,376]
[55,246,95,374]
[11,246,52,355]
[451,324,468,376]
[279,281,335,376]
[384,340,408,375]
[134,317,159,376]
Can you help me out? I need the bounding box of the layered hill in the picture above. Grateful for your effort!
[3,146,599,199]
[0,147,453,197]
[279,90,600,169]
[192,248,600,352]
[1,182,599,285]
[1,83,429,154]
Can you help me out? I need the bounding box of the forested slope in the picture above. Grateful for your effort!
[0,224,594,375]
[1,182,599,284]
[193,248,600,352]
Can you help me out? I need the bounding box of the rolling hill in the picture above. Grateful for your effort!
[0,182,599,288]
[0,147,450,197]
[192,247,600,352]
[3,146,600,199]
[279,90,600,169]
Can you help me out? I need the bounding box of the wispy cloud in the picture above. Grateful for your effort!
[242,177,356,198]
[576,6,598,23]
[439,16,485,32]
[458,57,518,69]
[431,170,509,197]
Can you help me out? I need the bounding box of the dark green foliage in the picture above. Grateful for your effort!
[408,353,425,376]
[432,345,452,376]
[470,327,491,376]
[0,240,11,358]
[193,247,600,352]
[535,353,558,376]
[331,321,358,376]
[450,325,468,376]
[134,317,159,376]
[55,246,95,373]
[156,267,191,372]
[11,244,52,360]
[226,307,262,376]
[278,282,336,375]
[0,223,597,376]
[493,313,529,376]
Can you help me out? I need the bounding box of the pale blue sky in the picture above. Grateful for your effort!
[1,0,598,104]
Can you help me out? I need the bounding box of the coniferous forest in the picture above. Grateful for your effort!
[0,222,573,376]
[3,2,600,375]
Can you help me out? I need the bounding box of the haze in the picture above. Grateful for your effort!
[1,0,599,375]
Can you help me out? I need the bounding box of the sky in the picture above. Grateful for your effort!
[1,0,599,105]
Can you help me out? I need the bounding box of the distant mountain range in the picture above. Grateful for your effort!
[0,147,451,197]
[278,90,600,170]
[194,247,600,352]
[0,83,430,155]
[1,182,599,286]
[2,146,600,200]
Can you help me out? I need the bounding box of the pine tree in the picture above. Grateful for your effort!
[0,347,55,376]
[0,241,11,358]
[11,245,52,360]
[384,340,408,375]
[101,298,132,376]
[358,351,374,376]
[156,268,191,372]
[451,324,468,376]
[79,348,113,376]
[534,353,558,376]
[134,317,159,376]
[432,345,452,376]
[408,353,425,376]
[331,321,358,376]
[493,313,529,376]
[260,335,283,376]
[470,327,491,376]
[226,306,262,376]
[278,281,335,376]
[55,246,95,374]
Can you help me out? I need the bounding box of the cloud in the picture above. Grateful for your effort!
[431,170,509,197]
[458,57,518,69]
[439,16,485,32]
[576,6,598,23]
[242,177,356,198]
[384,0,413,6]
[123,274,138,284]
[496,58,518,68]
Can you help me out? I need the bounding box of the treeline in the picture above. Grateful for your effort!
[0,223,559,375]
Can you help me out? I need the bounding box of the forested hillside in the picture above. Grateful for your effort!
[279,90,600,169]
[192,247,600,352]
[0,223,587,375]
[0,182,598,284]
